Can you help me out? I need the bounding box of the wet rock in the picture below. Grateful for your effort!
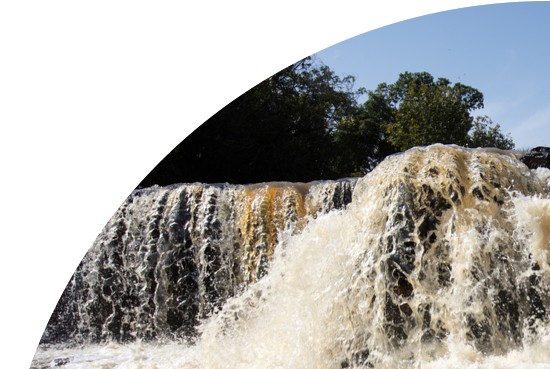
[40,178,359,345]
[521,147,550,169]
[53,357,71,366]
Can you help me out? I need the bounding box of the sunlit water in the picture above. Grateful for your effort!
[33,145,550,368]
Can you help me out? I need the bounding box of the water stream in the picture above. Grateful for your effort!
[33,145,550,368]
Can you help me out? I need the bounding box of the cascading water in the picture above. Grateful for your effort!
[32,145,550,368]
[37,178,356,347]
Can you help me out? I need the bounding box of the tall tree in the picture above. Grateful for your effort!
[468,115,514,149]
[380,72,485,151]
[139,68,514,188]
[333,91,395,175]
[334,72,514,175]
[139,58,361,187]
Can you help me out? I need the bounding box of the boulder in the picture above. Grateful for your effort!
[521,146,550,169]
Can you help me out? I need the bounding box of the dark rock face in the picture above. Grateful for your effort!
[340,145,550,364]
[521,147,550,169]
[40,179,357,346]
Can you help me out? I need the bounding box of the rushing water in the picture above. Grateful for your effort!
[33,145,550,368]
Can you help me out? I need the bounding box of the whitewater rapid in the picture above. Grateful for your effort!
[33,145,550,369]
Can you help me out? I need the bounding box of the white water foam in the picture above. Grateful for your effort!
[33,146,550,369]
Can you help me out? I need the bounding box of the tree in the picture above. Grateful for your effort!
[377,72,485,151]
[468,115,515,149]
[333,72,514,174]
[139,67,515,188]
[139,58,362,187]
[333,91,395,174]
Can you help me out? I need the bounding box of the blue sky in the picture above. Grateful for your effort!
[315,2,550,150]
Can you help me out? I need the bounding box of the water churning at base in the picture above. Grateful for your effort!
[35,145,550,368]
[41,178,356,345]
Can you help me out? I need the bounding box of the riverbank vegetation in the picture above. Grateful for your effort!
[139,58,514,187]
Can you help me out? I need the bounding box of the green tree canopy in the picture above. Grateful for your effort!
[333,91,395,175]
[139,67,515,188]
[139,58,362,187]
[468,115,515,149]
[377,72,485,151]
[335,72,514,175]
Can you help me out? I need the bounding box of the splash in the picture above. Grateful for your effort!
[40,179,356,345]
[34,145,550,369]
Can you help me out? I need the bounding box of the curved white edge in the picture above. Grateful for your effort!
[0,0,534,368]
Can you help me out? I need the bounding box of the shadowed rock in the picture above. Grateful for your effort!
[521,146,550,169]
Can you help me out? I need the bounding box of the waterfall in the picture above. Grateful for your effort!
[33,145,550,369]
[40,178,356,345]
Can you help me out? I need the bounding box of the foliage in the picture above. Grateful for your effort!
[468,115,515,149]
[139,66,515,188]
[335,72,514,173]
[139,58,362,187]
[333,91,395,174]
[370,72,484,151]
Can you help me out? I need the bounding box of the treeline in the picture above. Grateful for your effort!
[139,58,514,187]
